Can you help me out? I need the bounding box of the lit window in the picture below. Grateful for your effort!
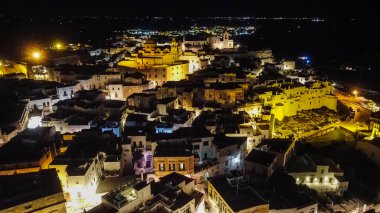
[159,163,165,171]
[169,163,175,171]
[179,163,185,171]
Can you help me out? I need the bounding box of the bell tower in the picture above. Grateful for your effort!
[223,31,229,41]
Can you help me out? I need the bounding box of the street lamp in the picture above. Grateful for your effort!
[352,90,358,101]
[32,51,41,60]
[56,43,62,49]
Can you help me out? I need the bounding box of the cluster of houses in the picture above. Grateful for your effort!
[0,32,358,213]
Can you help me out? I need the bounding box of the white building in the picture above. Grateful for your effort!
[49,155,103,200]
[288,155,349,196]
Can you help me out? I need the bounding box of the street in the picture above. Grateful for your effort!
[333,89,371,132]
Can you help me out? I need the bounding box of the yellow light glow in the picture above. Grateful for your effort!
[32,51,41,60]
[353,90,358,96]
[55,43,62,49]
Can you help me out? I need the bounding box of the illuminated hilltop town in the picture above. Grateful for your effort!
[0,22,379,213]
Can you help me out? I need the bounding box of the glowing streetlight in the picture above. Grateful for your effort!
[353,90,358,96]
[55,43,63,49]
[32,51,41,60]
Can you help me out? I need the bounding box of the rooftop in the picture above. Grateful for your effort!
[245,149,277,166]
[103,100,127,109]
[126,113,148,122]
[0,127,56,165]
[154,143,193,157]
[0,169,63,210]
[208,174,267,212]
[157,97,177,105]
[287,154,343,173]
[159,172,194,186]
[256,138,293,154]
[213,134,247,149]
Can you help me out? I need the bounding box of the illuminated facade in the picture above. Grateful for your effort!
[118,39,190,86]
[209,31,234,50]
[288,155,349,196]
[49,155,102,201]
[256,80,337,121]
[148,60,189,86]
[154,151,195,178]
[369,113,380,138]
[204,82,245,105]
[0,61,28,77]
[118,39,181,69]
[179,51,201,73]
[183,31,234,50]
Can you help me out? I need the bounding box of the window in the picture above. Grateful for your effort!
[203,141,209,146]
[139,141,143,147]
[159,163,165,171]
[63,91,68,97]
[193,144,200,150]
[169,163,175,171]
[321,169,324,174]
[179,163,185,171]
[115,92,118,98]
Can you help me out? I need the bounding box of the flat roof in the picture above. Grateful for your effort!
[154,143,193,157]
[208,175,267,212]
[213,134,247,149]
[256,138,293,154]
[0,169,63,210]
[245,149,277,166]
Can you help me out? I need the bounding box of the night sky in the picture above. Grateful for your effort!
[0,0,379,18]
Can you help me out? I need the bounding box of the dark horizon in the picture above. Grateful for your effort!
[1,0,379,18]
